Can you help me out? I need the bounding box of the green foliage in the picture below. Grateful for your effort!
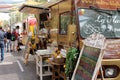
[65,47,78,76]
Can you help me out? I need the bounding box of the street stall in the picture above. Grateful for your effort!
[18,0,118,80]
[19,4,50,64]
[19,0,73,80]
[2,0,120,80]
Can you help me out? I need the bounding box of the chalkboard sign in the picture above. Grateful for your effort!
[72,45,102,80]
[78,8,120,38]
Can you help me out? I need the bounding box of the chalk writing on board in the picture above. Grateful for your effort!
[84,33,106,48]
[78,8,120,38]
[74,45,101,80]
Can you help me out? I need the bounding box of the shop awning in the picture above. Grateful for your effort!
[19,0,64,14]
[19,4,49,14]
[0,0,64,13]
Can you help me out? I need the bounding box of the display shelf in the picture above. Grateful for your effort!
[42,72,53,76]
[37,63,51,67]
[37,71,52,76]
[36,52,52,80]
[42,64,51,67]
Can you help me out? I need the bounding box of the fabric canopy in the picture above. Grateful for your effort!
[0,0,63,13]
[0,0,26,13]
[0,0,26,4]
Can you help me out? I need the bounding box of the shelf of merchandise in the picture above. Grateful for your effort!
[36,52,52,80]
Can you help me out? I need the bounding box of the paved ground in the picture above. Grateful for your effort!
[0,49,38,80]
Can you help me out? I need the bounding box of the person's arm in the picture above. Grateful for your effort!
[4,32,7,42]
[4,32,7,38]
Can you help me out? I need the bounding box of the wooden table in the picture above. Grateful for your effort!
[48,60,66,80]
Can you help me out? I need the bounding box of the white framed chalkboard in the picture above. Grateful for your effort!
[77,8,120,38]
[71,45,103,80]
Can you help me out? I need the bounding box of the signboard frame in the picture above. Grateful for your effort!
[71,44,104,80]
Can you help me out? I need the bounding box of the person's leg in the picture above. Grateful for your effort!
[1,47,4,61]
[9,40,12,51]
[15,40,18,51]
[12,40,17,52]
[1,42,4,61]
[13,41,15,52]
[11,41,14,52]
[4,41,7,52]
[6,40,9,52]
[8,40,11,52]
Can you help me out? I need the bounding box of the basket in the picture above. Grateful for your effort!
[53,58,65,64]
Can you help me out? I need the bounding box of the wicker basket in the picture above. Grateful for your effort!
[53,58,65,64]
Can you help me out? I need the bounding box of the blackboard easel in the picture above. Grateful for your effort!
[71,33,106,80]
